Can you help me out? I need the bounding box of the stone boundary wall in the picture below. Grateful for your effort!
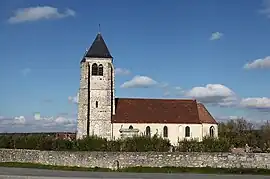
[1,149,270,169]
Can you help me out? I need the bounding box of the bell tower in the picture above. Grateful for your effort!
[76,32,115,140]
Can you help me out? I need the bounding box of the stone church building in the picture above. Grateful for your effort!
[77,32,218,145]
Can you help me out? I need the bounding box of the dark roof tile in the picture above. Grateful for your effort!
[85,33,112,58]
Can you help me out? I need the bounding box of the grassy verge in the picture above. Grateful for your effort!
[1,162,270,175]
[0,162,111,172]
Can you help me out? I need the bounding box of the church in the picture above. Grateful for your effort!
[76,32,218,145]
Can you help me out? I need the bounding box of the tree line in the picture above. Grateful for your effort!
[177,118,270,152]
[0,118,270,152]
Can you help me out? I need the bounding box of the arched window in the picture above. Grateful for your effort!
[98,64,103,76]
[163,126,168,137]
[129,125,133,129]
[210,126,214,137]
[185,126,190,137]
[92,63,98,76]
[95,101,98,108]
[146,126,151,137]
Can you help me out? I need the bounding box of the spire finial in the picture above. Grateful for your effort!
[98,24,101,34]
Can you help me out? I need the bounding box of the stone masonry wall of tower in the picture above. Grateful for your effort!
[77,62,89,139]
[77,33,115,140]
[77,58,114,140]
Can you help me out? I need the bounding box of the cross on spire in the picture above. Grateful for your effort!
[98,24,101,34]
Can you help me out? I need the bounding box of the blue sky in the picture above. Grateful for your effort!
[1,0,270,132]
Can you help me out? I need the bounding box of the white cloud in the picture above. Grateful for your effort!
[240,97,270,109]
[210,32,223,40]
[115,68,131,76]
[215,115,243,122]
[0,114,76,133]
[244,56,270,69]
[55,116,75,125]
[218,96,239,107]
[14,116,26,125]
[184,83,270,111]
[68,92,79,104]
[174,86,185,95]
[120,75,158,88]
[21,68,31,76]
[259,0,270,18]
[34,112,41,120]
[158,85,185,97]
[185,84,237,106]
[33,112,54,121]
[8,6,75,24]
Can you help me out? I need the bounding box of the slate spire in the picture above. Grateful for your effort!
[84,33,112,58]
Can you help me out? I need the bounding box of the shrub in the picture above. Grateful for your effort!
[0,134,171,152]
[117,135,171,152]
[176,137,231,152]
[75,136,107,151]
[0,135,11,148]
[201,136,231,152]
[177,138,203,152]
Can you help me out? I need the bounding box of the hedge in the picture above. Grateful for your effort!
[0,134,171,152]
[0,133,236,152]
[176,137,231,152]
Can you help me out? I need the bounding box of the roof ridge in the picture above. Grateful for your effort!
[116,97,196,101]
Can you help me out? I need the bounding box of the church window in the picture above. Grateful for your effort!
[210,126,214,137]
[98,64,103,76]
[96,101,98,108]
[129,125,133,129]
[146,126,151,137]
[92,63,98,76]
[185,126,190,137]
[163,126,168,137]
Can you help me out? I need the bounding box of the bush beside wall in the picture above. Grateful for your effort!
[0,135,171,152]
[0,134,256,152]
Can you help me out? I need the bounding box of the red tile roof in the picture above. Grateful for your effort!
[197,103,217,124]
[112,98,217,124]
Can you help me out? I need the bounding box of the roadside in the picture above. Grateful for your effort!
[1,162,270,175]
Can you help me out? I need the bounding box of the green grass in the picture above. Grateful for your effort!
[1,162,270,175]
[0,162,111,172]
